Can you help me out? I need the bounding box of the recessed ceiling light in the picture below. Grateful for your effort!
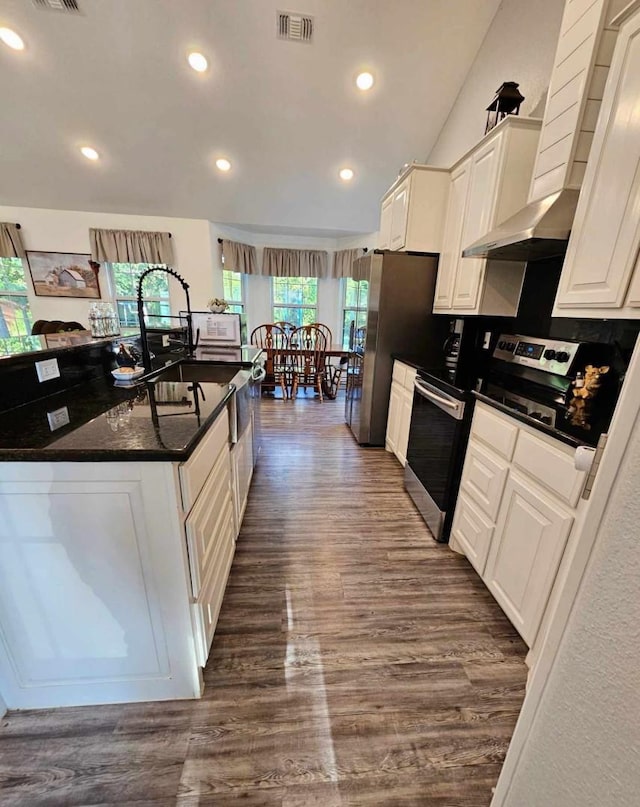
[356,72,374,91]
[0,27,25,51]
[80,146,100,161]
[188,52,208,72]
[216,158,231,172]
[339,168,354,182]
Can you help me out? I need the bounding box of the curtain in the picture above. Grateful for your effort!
[220,239,258,275]
[0,223,26,259]
[332,248,364,279]
[89,228,174,265]
[262,247,329,278]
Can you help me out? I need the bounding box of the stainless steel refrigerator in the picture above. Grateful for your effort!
[345,250,448,445]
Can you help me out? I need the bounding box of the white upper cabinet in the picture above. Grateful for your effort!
[378,194,394,250]
[434,116,542,316]
[377,165,450,254]
[434,160,471,309]
[554,2,640,318]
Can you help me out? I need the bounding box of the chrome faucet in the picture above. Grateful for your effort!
[136,265,197,371]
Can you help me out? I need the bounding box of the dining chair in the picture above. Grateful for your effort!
[273,321,296,339]
[310,322,343,398]
[289,324,327,402]
[250,323,289,398]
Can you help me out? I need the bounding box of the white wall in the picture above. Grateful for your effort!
[502,412,640,806]
[0,205,216,328]
[427,0,564,167]
[1,206,375,341]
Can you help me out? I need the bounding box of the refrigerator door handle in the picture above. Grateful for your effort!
[414,379,464,420]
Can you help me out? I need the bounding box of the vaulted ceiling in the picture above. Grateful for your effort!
[0,0,501,236]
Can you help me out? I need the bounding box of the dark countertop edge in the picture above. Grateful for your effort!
[0,383,235,463]
[472,392,588,449]
[0,331,140,365]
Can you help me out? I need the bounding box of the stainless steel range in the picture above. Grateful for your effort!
[483,333,618,445]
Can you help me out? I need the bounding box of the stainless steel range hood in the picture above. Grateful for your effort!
[462,188,580,262]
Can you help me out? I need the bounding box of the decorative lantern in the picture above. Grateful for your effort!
[485,82,525,134]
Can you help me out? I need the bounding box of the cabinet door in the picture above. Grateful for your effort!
[390,178,410,251]
[434,160,471,310]
[451,492,495,576]
[555,11,640,310]
[460,440,509,520]
[396,387,414,467]
[385,381,402,457]
[484,472,573,646]
[378,193,394,250]
[453,134,504,310]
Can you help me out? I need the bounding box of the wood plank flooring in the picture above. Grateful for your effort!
[0,396,528,806]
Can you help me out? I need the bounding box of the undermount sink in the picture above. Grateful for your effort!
[153,362,244,385]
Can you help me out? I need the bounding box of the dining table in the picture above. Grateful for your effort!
[275,344,350,400]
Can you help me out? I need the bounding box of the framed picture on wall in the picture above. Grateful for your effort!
[26,251,101,299]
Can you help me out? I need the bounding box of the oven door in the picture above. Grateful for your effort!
[404,377,467,542]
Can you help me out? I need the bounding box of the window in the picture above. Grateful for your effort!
[222,270,244,314]
[110,263,171,328]
[0,257,33,337]
[272,277,318,327]
[341,278,368,349]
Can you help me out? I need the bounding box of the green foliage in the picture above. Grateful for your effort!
[0,257,28,292]
[111,263,170,298]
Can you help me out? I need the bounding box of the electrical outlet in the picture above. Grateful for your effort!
[47,406,70,432]
[35,358,61,382]
[162,334,170,347]
[482,331,492,350]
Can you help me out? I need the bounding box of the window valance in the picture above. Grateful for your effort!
[220,239,258,275]
[89,228,174,266]
[332,248,364,279]
[262,248,329,278]
[0,223,26,259]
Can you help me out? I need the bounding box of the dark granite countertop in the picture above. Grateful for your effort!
[0,363,240,462]
[0,329,140,363]
[473,391,587,449]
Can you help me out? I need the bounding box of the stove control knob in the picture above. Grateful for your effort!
[498,340,506,350]
[555,351,570,363]
[508,342,517,351]
[544,349,556,360]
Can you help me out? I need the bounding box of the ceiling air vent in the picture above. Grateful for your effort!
[277,11,313,42]
[32,0,80,12]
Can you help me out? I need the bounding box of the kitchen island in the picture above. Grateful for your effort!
[0,349,262,709]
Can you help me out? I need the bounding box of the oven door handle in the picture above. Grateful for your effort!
[414,379,465,420]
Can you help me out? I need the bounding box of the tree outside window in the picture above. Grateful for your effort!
[111,263,171,327]
[342,278,368,349]
[222,270,244,314]
[0,257,33,337]
[272,277,318,327]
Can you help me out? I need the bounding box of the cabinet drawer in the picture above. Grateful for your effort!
[471,404,518,460]
[179,411,230,512]
[451,492,494,576]
[184,443,233,597]
[392,361,407,387]
[191,506,235,667]
[460,440,509,520]
[404,366,417,392]
[513,430,585,507]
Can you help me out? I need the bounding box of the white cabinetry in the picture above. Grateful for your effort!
[553,3,640,318]
[385,360,416,466]
[231,418,254,534]
[434,116,542,316]
[484,472,573,646]
[378,166,449,253]
[0,402,255,709]
[451,403,586,649]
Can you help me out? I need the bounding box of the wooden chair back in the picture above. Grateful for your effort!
[250,324,288,396]
[273,321,296,338]
[289,325,327,401]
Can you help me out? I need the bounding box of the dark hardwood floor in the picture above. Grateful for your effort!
[0,396,528,806]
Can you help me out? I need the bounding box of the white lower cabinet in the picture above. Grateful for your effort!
[451,402,586,650]
[0,401,257,709]
[483,472,573,646]
[231,419,254,535]
[385,361,416,466]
